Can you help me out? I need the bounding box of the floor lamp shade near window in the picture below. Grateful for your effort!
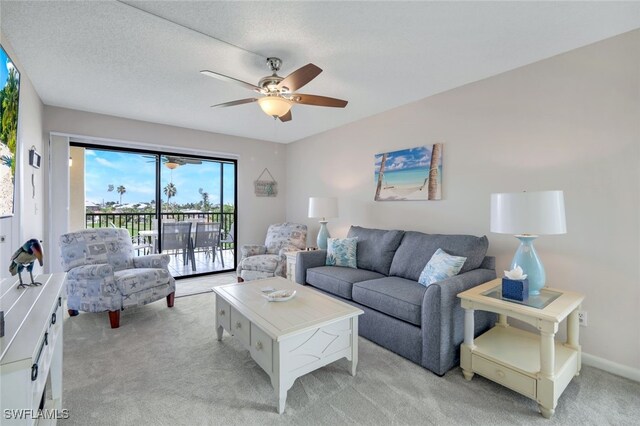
[490,191,566,295]
[308,197,338,250]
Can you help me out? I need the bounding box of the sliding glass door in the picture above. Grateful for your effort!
[70,143,237,278]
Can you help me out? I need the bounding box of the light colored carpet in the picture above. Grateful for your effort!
[61,293,640,425]
[174,272,237,297]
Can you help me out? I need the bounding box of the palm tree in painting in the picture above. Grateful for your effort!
[1,67,20,176]
[374,153,387,201]
[427,143,442,200]
[164,182,177,205]
[116,185,126,204]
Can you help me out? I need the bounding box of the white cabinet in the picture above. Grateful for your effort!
[1,273,66,425]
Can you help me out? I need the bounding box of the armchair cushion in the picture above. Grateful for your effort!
[114,268,174,294]
[264,223,307,254]
[239,254,281,273]
[133,254,171,269]
[67,263,114,280]
[241,245,267,258]
[60,228,135,272]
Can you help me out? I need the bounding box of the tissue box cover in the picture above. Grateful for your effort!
[502,278,529,301]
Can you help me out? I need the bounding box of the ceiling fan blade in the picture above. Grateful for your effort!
[293,94,348,108]
[277,63,322,92]
[210,98,259,108]
[278,110,292,122]
[200,70,262,93]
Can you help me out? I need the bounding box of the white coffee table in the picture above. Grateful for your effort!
[212,277,363,414]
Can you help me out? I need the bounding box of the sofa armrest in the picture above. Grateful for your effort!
[133,254,171,269]
[295,250,327,285]
[67,263,114,280]
[421,268,497,375]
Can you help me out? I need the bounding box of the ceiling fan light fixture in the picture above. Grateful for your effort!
[258,96,292,118]
[165,161,180,170]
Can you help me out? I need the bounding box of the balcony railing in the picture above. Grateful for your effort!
[85,212,235,244]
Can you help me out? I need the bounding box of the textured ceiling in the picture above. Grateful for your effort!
[2,1,639,143]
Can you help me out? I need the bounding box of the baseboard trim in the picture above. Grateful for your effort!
[582,352,640,382]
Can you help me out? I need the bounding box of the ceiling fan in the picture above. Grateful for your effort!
[143,155,203,169]
[201,57,348,122]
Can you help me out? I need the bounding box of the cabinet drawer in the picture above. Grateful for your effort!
[230,307,250,348]
[216,296,231,332]
[250,323,273,374]
[472,355,536,399]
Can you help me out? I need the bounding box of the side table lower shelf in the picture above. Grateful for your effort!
[463,326,579,407]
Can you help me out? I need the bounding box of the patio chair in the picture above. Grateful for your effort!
[59,228,175,329]
[193,222,223,265]
[162,221,193,269]
[236,222,307,282]
[219,224,235,263]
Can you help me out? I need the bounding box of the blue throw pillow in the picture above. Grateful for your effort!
[418,248,467,286]
[326,237,358,269]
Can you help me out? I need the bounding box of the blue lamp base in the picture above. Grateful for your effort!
[510,235,546,296]
[317,221,330,250]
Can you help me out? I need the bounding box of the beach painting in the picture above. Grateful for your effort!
[0,44,21,218]
[374,144,442,201]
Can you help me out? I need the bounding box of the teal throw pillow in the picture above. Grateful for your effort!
[326,237,358,269]
[418,248,467,286]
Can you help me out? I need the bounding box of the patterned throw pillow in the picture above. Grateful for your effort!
[418,248,467,286]
[326,237,358,269]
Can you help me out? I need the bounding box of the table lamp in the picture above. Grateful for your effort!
[308,197,338,250]
[490,190,566,295]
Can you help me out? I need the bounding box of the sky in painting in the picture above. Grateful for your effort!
[374,146,432,172]
[0,46,10,84]
[84,149,235,206]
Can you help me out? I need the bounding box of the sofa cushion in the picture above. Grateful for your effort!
[347,226,405,275]
[326,237,358,268]
[418,248,467,286]
[352,277,426,326]
[306,266,385,300]
[389,232,489,281]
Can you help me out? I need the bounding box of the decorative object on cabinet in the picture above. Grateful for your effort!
[490,190,566,295]
[9,239,44,288]
[254,168,278,197]
[308,196,338,250]
[374,144,443,201]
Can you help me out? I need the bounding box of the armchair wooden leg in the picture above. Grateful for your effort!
[68,309,79,316]
[108,310,121,329]
[166,292,175,308]
[237,276,244,283]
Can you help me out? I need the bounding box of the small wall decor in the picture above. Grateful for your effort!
[254,168,278,197]
[28,146,41,168]
[374,144,443,201]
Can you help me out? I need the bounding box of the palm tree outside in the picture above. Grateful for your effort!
[116,185,126,204]
[164,182,177,205]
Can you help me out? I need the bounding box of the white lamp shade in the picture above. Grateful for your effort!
[490,190,566,235]
[258,96,292,117]
[308,197,338,219]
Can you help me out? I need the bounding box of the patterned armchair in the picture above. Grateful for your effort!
[59,228,176,328]
[237,223,307,282]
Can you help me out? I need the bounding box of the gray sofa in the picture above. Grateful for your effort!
[295,226,496,376]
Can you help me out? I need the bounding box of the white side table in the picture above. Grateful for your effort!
[458,279,584,418]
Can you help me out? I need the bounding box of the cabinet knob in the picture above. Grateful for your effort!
[236,322,242,329]
[51,312,57,325]
[255,341,263,351]
[220,309,225,316]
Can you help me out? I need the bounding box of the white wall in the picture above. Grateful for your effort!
[43,106,287,254]
[0,34,45,278]
[286,30,640,371]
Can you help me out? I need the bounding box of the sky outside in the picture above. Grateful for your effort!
[84,149,235,206]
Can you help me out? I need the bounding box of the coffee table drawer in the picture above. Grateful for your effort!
[250,323,273,374]
[216,296,231,332]
[230,307,250,347]
[472,354,536,399]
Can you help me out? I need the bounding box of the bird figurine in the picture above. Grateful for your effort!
[9,239,44,289]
